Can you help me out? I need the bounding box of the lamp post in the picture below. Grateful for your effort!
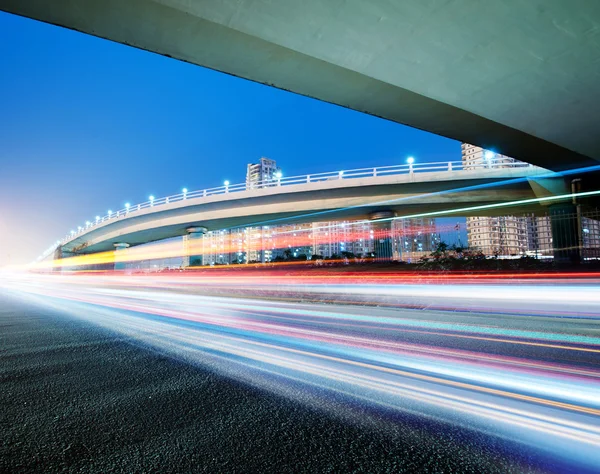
[224,180,230,193]
[407,156,415,174]
[484,150,495,169]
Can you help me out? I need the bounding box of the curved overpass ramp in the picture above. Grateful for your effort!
[61,166,549,255]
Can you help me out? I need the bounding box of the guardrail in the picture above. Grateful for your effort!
[38,159,538,260]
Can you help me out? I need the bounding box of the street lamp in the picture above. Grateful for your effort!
[125,202,131,213]
[484,150,495,168]
[407,156,415,173]
[149,195,155,206]
[224,180,230,193]
[182,188,188,199]
[85,221,91,228]
[95,216,100,223]
[108,209,112,218]
[274,171,282,186]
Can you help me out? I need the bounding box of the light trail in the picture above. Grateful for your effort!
[2,270,599,471]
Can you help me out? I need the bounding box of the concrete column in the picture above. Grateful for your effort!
[549,203,580,264]
[186,226,208,267]
[370,211,394,262]
[113,243,130,271]
[529,176,583,264]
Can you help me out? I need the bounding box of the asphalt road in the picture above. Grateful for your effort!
[2,273,599,473]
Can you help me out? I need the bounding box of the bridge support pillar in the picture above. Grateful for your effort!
[113,243,130,271]
[185,227,208,267]
[370,211,395,262]
[549,203,581,264]
[530,176,582,264]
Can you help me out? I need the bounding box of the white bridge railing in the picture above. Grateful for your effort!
[41,159,537,258]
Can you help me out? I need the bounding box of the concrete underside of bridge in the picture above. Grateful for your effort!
[61,175,544,255]
[2,0,600,171]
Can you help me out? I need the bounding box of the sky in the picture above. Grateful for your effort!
[0,12,460,266]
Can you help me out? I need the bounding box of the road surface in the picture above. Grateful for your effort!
[1,272,599,473]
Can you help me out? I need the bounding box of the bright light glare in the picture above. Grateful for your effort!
[485,150,495,159]
[149,195,155,201]
[224,181,230,186]
[407,156,415,164]
[125,203,131,209]
[182,188,188,194]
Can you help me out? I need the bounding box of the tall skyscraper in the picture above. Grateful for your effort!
[246,157,280,189]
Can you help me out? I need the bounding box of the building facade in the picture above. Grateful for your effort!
[246,157,280,189]
[392,218,440,262]
[462,143,530,256]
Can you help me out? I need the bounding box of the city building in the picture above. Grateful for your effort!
[461,143,518,170]
[463,143,600,258]
[467,215,529,256]
[462,143,530,256]
[246,157,280,189]
[392,218,440,262]
[199,229,231,265]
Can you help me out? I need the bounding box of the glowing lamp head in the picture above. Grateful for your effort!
[108,209,112,216]
[85,221,90,226]
[149,195,155,202]
[224,180,230,186]
[407,156,415,165]
[70,230,75,235]
[274,171,282,179]
[485,150,495,160]
[125,202,131,209]
[95,216,100,221]
[182,188,188,194]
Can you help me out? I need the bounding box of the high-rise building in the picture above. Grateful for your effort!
[311,221,373,258]
[246,157,280,189]
[392,218,440,261]
[467,215,529,256]
[525,214,553,257]
[462,143,530,256]
[461,143,518,170]
[200,230,231,265]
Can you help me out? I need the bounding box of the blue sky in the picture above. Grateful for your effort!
[0,12,460,265]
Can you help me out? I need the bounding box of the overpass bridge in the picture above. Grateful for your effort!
[43,161,561,262]
[2,0,600,171]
